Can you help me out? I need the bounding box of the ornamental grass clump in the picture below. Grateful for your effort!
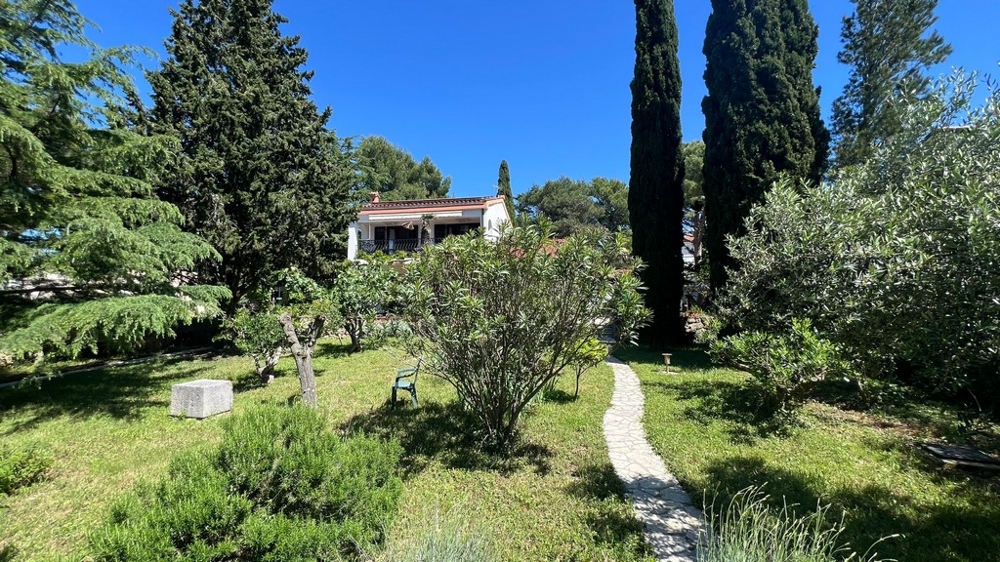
[698,486,895,562]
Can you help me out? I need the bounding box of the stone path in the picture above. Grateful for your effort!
[603,356,702,562]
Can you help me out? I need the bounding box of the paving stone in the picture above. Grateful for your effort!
[603,356,702,562]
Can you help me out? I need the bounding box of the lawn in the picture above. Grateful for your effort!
[619,346,1000,562]
[0,343,651,561]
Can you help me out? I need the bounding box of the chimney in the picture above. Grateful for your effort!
[369,191,381,203]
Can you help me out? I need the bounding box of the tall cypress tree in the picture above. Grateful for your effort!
[831,0,951,170]
[497,160,515,219]
[629,0,685,345]
[149,0,355,310]
[702,0,828,292]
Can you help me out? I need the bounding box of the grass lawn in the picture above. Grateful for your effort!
[619,346,1000,562]
[0,342,652,561]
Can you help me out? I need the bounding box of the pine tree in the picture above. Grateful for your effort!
[149,0,355,310]
[629,0,685,345]
[831,0,951,169]
[702,0,829,292]
[0,0,229,363]
[497,160,515,219]
[354,136,451,201]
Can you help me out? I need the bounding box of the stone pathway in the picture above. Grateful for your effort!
[603,356,702,562]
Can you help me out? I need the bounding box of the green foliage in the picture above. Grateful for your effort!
[0,0,228,364]
[90,404,403,561]
[0,443,52,495]
[571,336,610,398]
[718,72,1000,408]
[149,0,356,308]
[497,160,515,220]
[404,225,650,450]
[831,0,952,170]
[355,136,451,201]
[698,486,891,562]
[681,140,705,205]
[712,319,848,412]
[333,257,401,352]
[630,0,685,345]
[702,0,829,291]
[516,176,629,236]
[221,308,285,382]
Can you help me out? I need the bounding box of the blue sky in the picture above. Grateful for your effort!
[75,0,999,198]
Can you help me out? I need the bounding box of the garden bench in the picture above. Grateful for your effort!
[391,358,420,408]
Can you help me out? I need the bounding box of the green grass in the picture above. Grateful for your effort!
[619,346,1000,562]
[0,342,651,562]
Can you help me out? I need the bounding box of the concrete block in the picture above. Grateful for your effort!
[170,379,233,419]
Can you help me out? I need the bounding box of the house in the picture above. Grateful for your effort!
[347,192,512,261]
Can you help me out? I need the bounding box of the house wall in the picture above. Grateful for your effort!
[482,201,511,240]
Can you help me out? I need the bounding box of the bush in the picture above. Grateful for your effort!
[90,405,403,561]
[698,486,893,562]
[0,443,52,495]
[712,319,848,412]
[222,308,286,384]
[718,72,1000,409]
[404,226,650,451]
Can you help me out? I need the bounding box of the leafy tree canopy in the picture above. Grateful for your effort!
[354,136,451,201]
[719,72,1000,409]
[831,0,952,170]
[516,177,629,237]
[0,0,229,363]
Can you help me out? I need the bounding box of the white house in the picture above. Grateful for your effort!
[347,193,512,261]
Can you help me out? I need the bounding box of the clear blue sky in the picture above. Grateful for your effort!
[75,0,999,198]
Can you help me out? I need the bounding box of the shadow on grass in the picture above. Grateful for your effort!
[540,388,577,405]
[565,463,651,558]
[0,357,212,435]
[340,400,553,477]
[700,455,1000,562]
[645,377,796,444]
[315,340,353,358]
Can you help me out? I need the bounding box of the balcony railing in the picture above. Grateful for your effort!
[359,238,447,255]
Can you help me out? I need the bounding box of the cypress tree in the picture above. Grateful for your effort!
[831,0,951,170]
[702,0,828,292]
[149,0,355,310]
[629,0,685,345]
[497,160,515,219]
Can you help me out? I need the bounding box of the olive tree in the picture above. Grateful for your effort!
[333,256,401,353]
[717,72,1000,408]
[404,226,650,451]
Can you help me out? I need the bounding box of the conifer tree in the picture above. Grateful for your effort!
[0,0,229,363]
[702,0,828,291]
[497,160,515,219]
[149,0,355,310]
[629,0,685,345]
[831,0,951,169]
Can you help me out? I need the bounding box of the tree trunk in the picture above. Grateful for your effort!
[347,317,363,353]
[255,347,282,385]
[277,312,325,408]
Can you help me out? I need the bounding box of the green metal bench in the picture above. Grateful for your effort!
[391,358,420,408]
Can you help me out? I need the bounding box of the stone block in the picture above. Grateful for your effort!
[170,379,233,419]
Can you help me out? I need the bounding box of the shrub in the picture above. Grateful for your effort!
[404,226,650,451]
[698,486,894,562]
[712,319,848,412]
[717,72,1000,409]
[0,443,52,495]
[90,405,403,561]
[222,308,285,384]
